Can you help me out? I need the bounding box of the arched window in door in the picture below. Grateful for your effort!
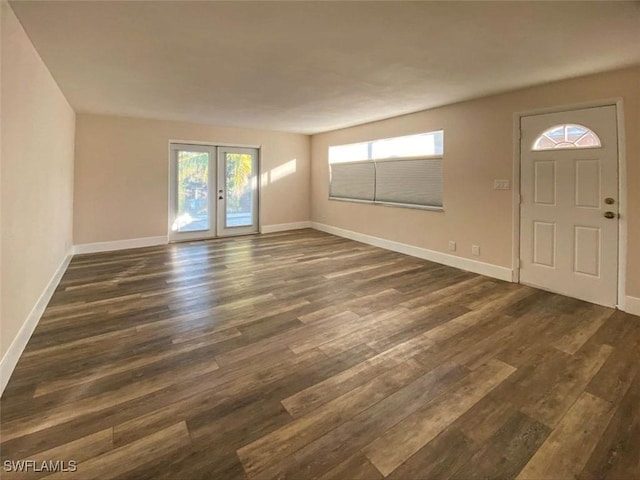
[532,124,601,150]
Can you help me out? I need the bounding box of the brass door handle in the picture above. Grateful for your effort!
[604,211,616,219]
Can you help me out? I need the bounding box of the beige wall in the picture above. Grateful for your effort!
[1,2,75,359]
[74,114,310,244]
[311,66,640,298]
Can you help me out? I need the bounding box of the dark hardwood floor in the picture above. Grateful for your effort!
[1,229,639,479]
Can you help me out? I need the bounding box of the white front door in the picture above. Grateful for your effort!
[520,105,619,307]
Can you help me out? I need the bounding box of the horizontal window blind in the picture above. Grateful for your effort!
[328,130,444,210]
[375,158,443,207]
[329,161,375,201]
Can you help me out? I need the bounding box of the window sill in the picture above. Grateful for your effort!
[328,196,444,212]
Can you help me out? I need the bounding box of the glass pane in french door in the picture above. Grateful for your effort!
[225,153,254,227]
[175,151,209,232]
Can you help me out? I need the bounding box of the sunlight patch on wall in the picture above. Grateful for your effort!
[270,159,297,182]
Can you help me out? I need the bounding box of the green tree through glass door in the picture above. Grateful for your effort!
[225,153,253,227]
[176,151,209,232]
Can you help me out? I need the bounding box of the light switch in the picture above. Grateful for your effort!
[494,179,510,190]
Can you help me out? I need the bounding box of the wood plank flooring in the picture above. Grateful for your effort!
[1,229,639,479]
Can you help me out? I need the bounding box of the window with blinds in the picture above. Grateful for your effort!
[328,131,444,210]
[328,161,375,201]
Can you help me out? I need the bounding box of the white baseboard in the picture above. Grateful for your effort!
[261,221,312,234]
[311,222,513,282]
[624,296,640,316]
[0,250,73,396]
[73,235,168,255]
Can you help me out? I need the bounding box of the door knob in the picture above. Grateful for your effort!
[605,198,615,205]
[218,196,223,200]
[604,211,616,219]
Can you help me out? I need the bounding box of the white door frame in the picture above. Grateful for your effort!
[512,98,627,310]
[167,140,262,241]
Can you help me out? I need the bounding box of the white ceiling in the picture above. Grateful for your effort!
[9,1,640,134]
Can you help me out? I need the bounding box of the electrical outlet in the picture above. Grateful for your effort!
[494,179,510,190]
[472,245,480,256]
[448,241,456,252]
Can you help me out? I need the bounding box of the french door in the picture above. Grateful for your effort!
[216,147,259,236]
[169,144,259,241]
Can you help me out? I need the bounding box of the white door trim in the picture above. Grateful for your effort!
[512,98,627,309]
[168,139,261,149]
